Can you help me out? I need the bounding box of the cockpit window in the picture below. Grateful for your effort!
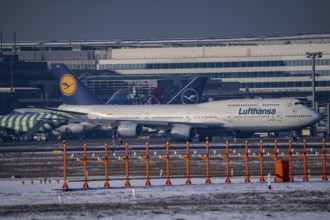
[294,102,303,105]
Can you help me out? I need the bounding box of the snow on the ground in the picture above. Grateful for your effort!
[0,176,329,219]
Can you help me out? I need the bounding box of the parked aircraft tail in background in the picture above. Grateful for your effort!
[52,64,104,105]
[106,90,127,105]
[142,87,164,105]
[167,76,208,104]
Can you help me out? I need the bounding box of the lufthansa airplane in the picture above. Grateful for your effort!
[51,64,322,141]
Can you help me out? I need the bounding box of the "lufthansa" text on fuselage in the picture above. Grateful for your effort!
[238,108,276,115]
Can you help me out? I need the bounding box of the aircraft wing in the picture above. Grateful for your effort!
[45,107,88,117]
[29,106,223,128]
[27,106,87,118]
[68,118,224,128]
[30,105,224,129]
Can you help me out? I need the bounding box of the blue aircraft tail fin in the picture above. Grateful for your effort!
[106,89,127,104]
[167,76,208,104]
[52,64,104,105]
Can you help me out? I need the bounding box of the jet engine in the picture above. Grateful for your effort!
[117,122,143,137]
[56,123,87,134]
[170,124,195,141]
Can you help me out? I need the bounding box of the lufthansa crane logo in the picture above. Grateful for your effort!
[60,74,76,96]
[181,89,199,104]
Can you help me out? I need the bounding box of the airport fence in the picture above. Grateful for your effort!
[59,139,328,189]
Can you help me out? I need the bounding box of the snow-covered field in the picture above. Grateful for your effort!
[0,176,329,219]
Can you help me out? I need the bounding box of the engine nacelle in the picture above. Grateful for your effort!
[70,124,87,134]
[170,124,195,141]
[117,122,143,137]
[56,123,86,134]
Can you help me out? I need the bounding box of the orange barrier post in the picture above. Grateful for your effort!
[220,140,231,183]
[201,139,211,184]
[120,143,131,187]
[99,143,110,187]
[161,142,171,185]
[240,140,250,183]
[283,140,294,182]
[255,140,265,182]
[78,144,89,188]
[62,141,69,189]
[298,139,308,181]
[269,140,279,181]
[319,139,328,181]
[181,142,191,184]
[140,142,151,186]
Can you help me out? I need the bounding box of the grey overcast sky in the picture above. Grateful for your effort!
[1,0,330,41]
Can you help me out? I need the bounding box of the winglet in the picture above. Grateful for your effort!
[52,64,104,105]
[167,76,208,104]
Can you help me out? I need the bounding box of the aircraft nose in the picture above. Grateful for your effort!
[313,111,323,123]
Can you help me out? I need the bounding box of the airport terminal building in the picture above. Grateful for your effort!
[1,34,330,123]
[97,37,330,102]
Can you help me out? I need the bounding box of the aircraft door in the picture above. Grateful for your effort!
[185,112,191,122]
[144,113,150,120]
[277,111,282,121]
[227,112,234,125]
[257,100,263,108]
[227,114,233,122]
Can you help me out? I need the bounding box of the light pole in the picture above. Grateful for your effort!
[306,52,322,110]
[306,52,322,137]
[10,62,13,93]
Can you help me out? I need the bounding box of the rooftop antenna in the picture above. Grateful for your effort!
[10,32,16,93]
[14,32,17,56]
[0,31,2,56]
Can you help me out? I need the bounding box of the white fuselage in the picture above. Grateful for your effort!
[58,98,321,133]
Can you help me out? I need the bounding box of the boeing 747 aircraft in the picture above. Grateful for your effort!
[51,64,322,141]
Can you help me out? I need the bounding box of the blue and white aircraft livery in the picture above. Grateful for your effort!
[51,64,322,141]
[167,76,208,104]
